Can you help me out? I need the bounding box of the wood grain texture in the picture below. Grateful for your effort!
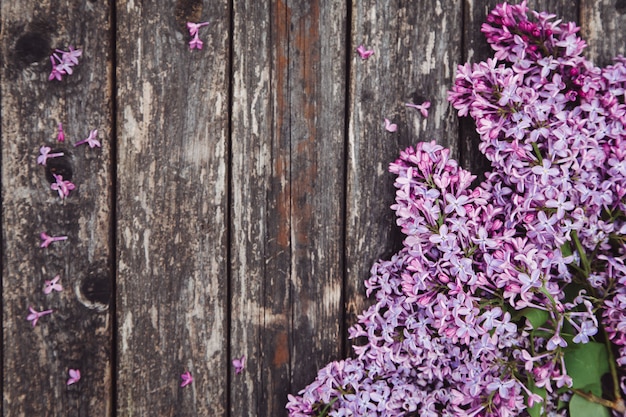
[1,1,114,416]
[230,1,277,415]
[2,1,625,416]
[230,0,347,414]
[580,0,626,66]
[345,1,462,348]
[115,0,229,415]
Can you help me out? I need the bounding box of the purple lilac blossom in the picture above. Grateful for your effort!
[288,2,626,416]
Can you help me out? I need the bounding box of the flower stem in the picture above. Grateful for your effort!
[570,230,591,276]
[603,327,624,405]
[318,396,339,417]
[572,388,625,413]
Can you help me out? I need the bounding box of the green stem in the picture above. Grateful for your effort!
[603,327,623,404]
[318,396,339,417]
[572,389,625,413]
[570,230,591,276]
[532,142,543,163]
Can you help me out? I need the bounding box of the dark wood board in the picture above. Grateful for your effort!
[115,0,230,415]
[1,0,114,415]
[230,0,347,415]
[580,0,626,66]
[344,1,463,350]
[1,1,624,416]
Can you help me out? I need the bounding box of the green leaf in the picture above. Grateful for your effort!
[569,394,610,417]
[564,342,609,395]
[560,241,572,257]
[517,307,549,329]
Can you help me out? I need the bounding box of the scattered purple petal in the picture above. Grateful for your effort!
[67,369,81,385]
[74,129,100,148]
[356,45,374,60]
[44,275,63,294]
[180,371,193,387]
[187,21,210,38]
[40,232,68,248]
[232,355,246,374]
[37,146,64,166]
[384,118,397,132]
[189,33,203,50]
[57,123,65,142]
[405,101,431,117]
[49,46,82,81]
[27,307,53,327]
[50,174,75,199]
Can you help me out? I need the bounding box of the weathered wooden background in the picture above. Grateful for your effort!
[1,0,624,415]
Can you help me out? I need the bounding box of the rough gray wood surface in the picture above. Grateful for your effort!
[1,1,114,416]
[115,0,229,415]
[230,0,347,415]
[345,1,463,351]
[1,1,624,416]
[581,0,626,66]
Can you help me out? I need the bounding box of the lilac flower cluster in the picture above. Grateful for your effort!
[449,0,626,371]
[49,46,82,81]
[287,2,626,416]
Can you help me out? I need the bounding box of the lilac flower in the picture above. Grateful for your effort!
[232,355,246,374]
[37,146,64,166]
[27,307,53,327]
[547,333,568,351]
[67,369,81,385]
[572,320,599,344]
[545,193,575,219]
[405,101,430,117]
[40,232,68,248]
[531,159,559,185]
[50,174,75,199]
[444,193,469,217]
[189,33,203,50]
[44,275,63,294]
[356,45,374,60]
[180,371,193,387]
[74,129,100,148]
[486,378,516,399]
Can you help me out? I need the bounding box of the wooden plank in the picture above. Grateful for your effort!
[115,0,229,415]
[1,1,114,416]
[460,0,580,174]
[230,0,347,414]
[229,1,277,415]
[580,0,626,66]
[345,1,462,348]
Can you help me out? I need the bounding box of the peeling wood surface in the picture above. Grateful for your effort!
[580,0,626,66]
[1,1,114,416]
[1,1,624,416]
[115,0,230,415]
[345,1,463,351]
[230,1,347,415]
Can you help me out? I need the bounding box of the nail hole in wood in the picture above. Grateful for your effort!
[76,266,111,312]
[44,149,73,183]
[175,0,203,32]
[14,32,50,64]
